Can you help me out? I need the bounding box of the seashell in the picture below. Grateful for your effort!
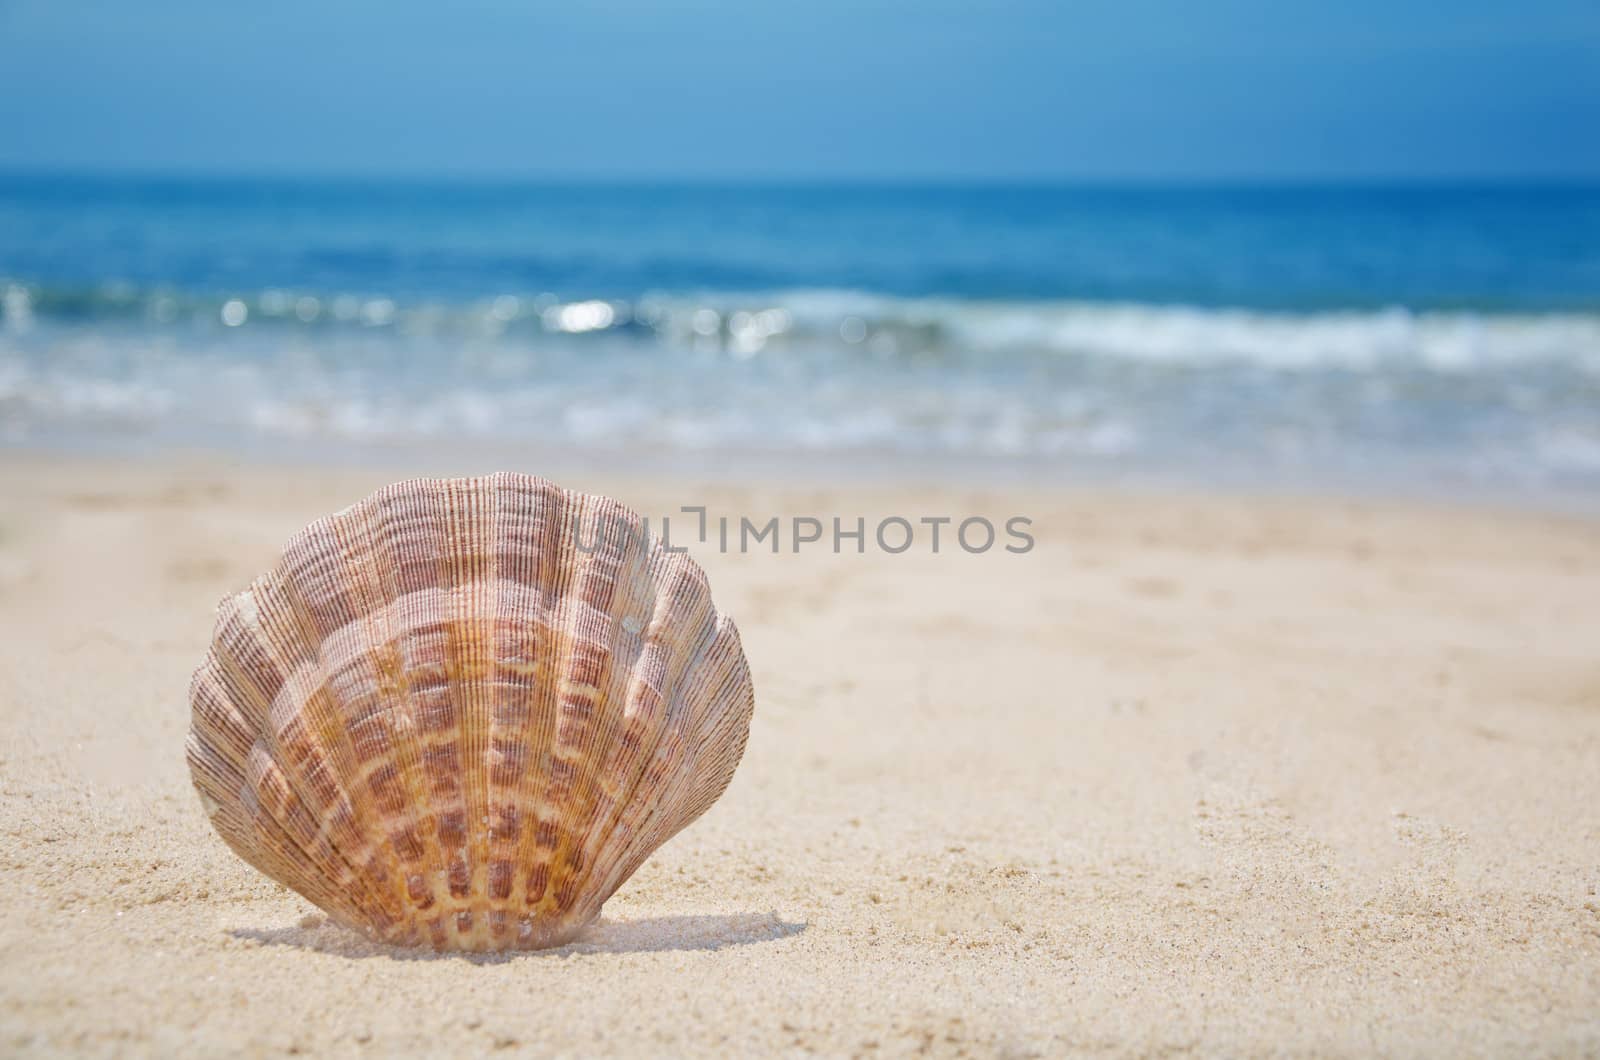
[186,473,755,951]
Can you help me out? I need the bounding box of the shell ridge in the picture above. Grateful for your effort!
[188,655,256,775]
[588,629,749,911]
[198,751,368,926]
[325,492,429,939]
[670,618,756,821]
[500,481,578,940]
[379,479,474,946]
[256,525,411,929]
[184,667,361,918]
[575,552,726,917]
[232,775,374,928]
[241,734,382,926]
[205,587,396,928]
[362,482,463,944]
[445,476,497,944]
[478,474,557,944]
[280,518,429,931]
[605,615,754,894]
[477,474,525,944]
[520,495,631,926]
[436,479,475,922]
[541,503,670,925]
[187,661,282,870]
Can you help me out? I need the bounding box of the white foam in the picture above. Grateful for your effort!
[932,301,1600,371]
[4,296,1599,488]
[632,291,1600,372]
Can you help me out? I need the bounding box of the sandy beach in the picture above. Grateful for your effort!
[1,453,1598,1056]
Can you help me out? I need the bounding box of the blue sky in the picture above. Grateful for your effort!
[0,0,1596,181]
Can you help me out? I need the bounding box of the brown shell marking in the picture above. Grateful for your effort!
[186,473,755,950]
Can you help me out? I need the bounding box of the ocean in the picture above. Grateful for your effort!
[3,174,1599,494]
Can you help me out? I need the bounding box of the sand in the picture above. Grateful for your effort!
[1,453,1598,1056]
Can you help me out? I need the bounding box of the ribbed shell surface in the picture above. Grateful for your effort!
[186,473,755,951]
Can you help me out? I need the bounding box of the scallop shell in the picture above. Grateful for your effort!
[186,473,755,951]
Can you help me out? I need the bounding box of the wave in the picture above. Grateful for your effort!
[3,279,1599,489]
[4,279,1600,373]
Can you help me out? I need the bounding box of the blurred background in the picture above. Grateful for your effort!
[1,0,1597,496]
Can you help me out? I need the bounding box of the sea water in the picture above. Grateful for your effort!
[2,174,1598,493]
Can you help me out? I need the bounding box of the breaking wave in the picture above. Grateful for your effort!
[2,280,1599,491]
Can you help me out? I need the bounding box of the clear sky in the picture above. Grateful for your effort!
[1,0,1596,181]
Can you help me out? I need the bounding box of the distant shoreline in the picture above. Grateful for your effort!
[6,166,1600,191]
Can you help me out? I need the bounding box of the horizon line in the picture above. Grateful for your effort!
[3,164,1599,190]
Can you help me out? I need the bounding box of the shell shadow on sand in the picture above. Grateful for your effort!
[230,911,806,962]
